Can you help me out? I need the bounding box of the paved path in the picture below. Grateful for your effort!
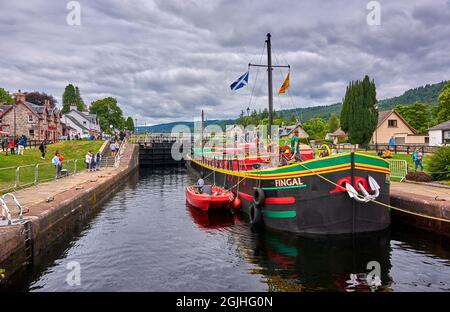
[391,181,450,202]
[3,167,116,219]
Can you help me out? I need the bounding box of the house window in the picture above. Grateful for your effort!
[28,115,33,122]
[388,120,397,128]
[444,131,450,139]
[83,121,86,125]
[425,137,429,144]
[29,129,34,137]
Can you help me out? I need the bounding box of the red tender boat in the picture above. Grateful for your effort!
[185,185,234,212]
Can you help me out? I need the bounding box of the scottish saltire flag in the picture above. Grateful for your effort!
[230,71,249,91]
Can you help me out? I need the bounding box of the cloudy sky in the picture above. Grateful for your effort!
[0,0,449,125]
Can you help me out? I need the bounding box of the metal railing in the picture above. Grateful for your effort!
[0,158,85,194]
[318,143,439,155]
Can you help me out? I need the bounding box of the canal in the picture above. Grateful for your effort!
[6,167,450,291]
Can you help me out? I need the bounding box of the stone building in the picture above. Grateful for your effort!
[0,90,64,142]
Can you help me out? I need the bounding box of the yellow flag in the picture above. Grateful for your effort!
[278,73,290,94]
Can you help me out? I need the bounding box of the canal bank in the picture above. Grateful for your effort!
[0,143,139,283]
[390,181,450,238]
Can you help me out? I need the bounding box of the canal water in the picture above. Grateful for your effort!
[7,168,450,291]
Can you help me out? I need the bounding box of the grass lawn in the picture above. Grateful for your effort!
[0,140,104,193]
[357,151,431,173]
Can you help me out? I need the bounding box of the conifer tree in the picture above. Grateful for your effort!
[340,75,378,145]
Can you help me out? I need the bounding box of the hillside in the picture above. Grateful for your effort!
[137,81,447,132]
[136,119,235,133]
[376,80,447,111]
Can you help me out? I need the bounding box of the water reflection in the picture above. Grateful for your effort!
[187,204,393,291]
[2,168,449,292]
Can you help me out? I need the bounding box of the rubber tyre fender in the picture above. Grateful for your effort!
[250,203,262,225]
[253,188,265,206]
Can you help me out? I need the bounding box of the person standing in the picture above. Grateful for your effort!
[389,136,395,149]
[95,152,101,170]
[52,151,61,179]
[4,137,9,155]
[57,151,64,176]
[413,148,424,172]
[1,136,5,152]
[9,137,15,155]
[290,129,301,162]
[39,140,47,159]
[22,134,27,150]
[17,136,25,155]
[85,151,92,170]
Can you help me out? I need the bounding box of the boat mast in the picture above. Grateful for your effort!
[201,109,205,155]
[249,34,289,149]
[266,33,274,144]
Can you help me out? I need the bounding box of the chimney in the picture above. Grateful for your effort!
[14,89,26,104]
[69,103,77,111]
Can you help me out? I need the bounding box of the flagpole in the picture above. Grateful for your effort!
[266,33,274,148]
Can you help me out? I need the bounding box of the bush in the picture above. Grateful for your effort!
[405,171,433,182]
[427,146,450,181]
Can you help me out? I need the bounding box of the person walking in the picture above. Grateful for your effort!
[413,148,424,172]
[17,136,25,155]
[110,141,117,157]
[39,140,47,159]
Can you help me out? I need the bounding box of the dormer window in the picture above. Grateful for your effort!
[28,115,33,122]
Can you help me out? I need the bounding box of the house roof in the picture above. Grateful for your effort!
[329,128,346,137]
[377,109,417,134]
[64,114,89,131]
[69,109,98,123]
[429,120,450,131]
[279,124,309,138]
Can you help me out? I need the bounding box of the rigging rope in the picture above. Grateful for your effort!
[295,161,450,223]
[247,42,267,114]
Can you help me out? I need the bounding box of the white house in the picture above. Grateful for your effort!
[428,120,450,146]
[62,105,101,138]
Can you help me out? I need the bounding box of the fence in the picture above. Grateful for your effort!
[0,139,60,150]
[386,159,408,182]
[0,158,85,194]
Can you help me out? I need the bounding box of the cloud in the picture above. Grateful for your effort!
[0,0,449,125]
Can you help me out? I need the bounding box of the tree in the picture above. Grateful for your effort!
[75,86,86,111]
[340,75,378,145]
[302,117,328,139]
[25,92,57,108]
[327,113,340,133]
[62,84,77,113]
[0,87,14,104]
[395,102,430,134]
[288,113,297,125]
[435,81,450,124]
[125,117,135,131]
[89,97,125,133]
